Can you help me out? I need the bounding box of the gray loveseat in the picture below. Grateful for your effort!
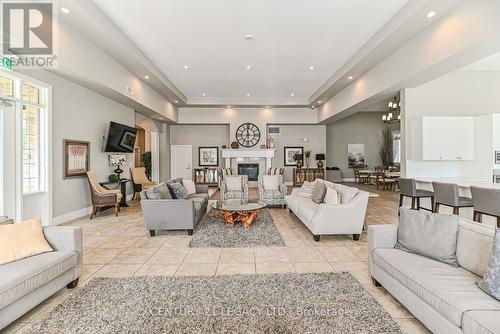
[368,219,500,334]
[141,181,208,236]
[0,226,82,330]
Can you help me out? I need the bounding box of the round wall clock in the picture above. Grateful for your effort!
[236,123,260,148]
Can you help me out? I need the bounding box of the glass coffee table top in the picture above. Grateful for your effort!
[210,200,266,212]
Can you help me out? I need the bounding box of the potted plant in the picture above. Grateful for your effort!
[141,151,152,180]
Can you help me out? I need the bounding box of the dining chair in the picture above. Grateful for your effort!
[398,178,434,213]
[432,182,473,215]
[470,186,500,227]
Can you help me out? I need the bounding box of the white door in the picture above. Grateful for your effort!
[457,117,475,160]
[0,98,21,220]
[171,145,192,180]
[440,117,459,160]
[422,117,442,160]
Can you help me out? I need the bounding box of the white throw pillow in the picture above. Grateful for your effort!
[297,181,316,199]
[225,176,242,191]
[182,180,196,196]
[263,175,279,191]
[323,186,340,205]
[331,183,359,204]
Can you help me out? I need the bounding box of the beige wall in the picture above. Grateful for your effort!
[25,70,135,220]
[326,112,397,179]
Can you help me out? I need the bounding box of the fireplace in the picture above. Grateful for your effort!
[238,163,259,181]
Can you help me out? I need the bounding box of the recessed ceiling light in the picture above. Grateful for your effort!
[246,93,251,97]
[60,7,70,14]
[245,65,252,70]
[144,75,150,79]
[202,93,206,96]
[348,76,353,80]
[183,65,189,69]
[174,100,179,103]
[226,105,231,108]
[318,101,322,104]
[266,105,270,108]
[309,65,315,70]
[245,35,253,41]
[427,11,436,18]
[290,93,295,97]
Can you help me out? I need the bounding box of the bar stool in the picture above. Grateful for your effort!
[432,182,473,215]
[398,178,434,212]
[470,186,500,227]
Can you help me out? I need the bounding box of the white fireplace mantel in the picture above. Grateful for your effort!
[221,148,276,170]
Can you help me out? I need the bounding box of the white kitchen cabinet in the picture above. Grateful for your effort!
[422,116,475,160]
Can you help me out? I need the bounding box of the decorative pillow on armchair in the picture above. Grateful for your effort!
[263,175,279,191]
[478,228,500,301]
[225,176,242,191]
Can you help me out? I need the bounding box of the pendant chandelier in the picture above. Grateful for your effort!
[382,96,401,124]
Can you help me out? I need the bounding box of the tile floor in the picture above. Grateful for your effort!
[1,183,430,334]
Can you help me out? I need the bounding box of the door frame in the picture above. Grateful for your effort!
[170,145,193,180]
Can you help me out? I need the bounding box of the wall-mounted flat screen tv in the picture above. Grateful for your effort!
[104,122,137,153]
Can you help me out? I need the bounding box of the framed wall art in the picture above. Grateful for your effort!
[198,146,219,167]
[64,140,90,178]
[284,146,304,166]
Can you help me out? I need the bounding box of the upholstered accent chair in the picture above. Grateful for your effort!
[130,167,157,199]
[266,167,284,175]
[86,171,122,219]
[217,167,233,188]
[258,175,286,207]
[220,175,248,201]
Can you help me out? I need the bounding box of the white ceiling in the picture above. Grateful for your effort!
[92,0,409,105]
[461,51,500,71]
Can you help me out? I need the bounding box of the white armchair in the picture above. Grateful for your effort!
[220,175,249,201]
[258,175,287,207]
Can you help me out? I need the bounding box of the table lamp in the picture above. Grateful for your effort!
[316,153,325,169]
[109,154,127,180]
[293,153,304,169]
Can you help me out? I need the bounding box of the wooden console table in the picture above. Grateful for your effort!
[293,168,325,186]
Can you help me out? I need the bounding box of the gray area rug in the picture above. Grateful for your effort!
[30,273,401,334]
[189,208,285,248]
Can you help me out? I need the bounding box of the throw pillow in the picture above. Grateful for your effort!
[311,182,327,204]
[144,183,172,199]
[297,181,316,199]
[478,228,500,301]
[331,183,359,204]
[263,175,279,191]
[0,216,14,224]
[0,218,53,265]
[395,208,459,267]
[169,182,189,199]
[323,186,340,205]
[225,176,242,191]
[182,180,197,196]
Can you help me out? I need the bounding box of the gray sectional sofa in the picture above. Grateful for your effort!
[0,226,82,330]
[368,219,500,334]
[140,181,208,236]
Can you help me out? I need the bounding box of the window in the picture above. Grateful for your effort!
[393,132,401,164]
[0,76,13,97]
[21,84,45,194]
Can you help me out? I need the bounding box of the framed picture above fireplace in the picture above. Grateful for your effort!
[198,146,219,166]
[284,146,303,166]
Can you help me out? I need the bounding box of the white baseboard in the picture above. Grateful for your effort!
[342,178,355,182]
[52,206,93,225]
[52,193,135,225]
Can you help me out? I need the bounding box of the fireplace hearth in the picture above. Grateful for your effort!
[238,163,259,181]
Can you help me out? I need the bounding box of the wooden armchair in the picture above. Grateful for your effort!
[130,167,156,199]
[86,171,121,219]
